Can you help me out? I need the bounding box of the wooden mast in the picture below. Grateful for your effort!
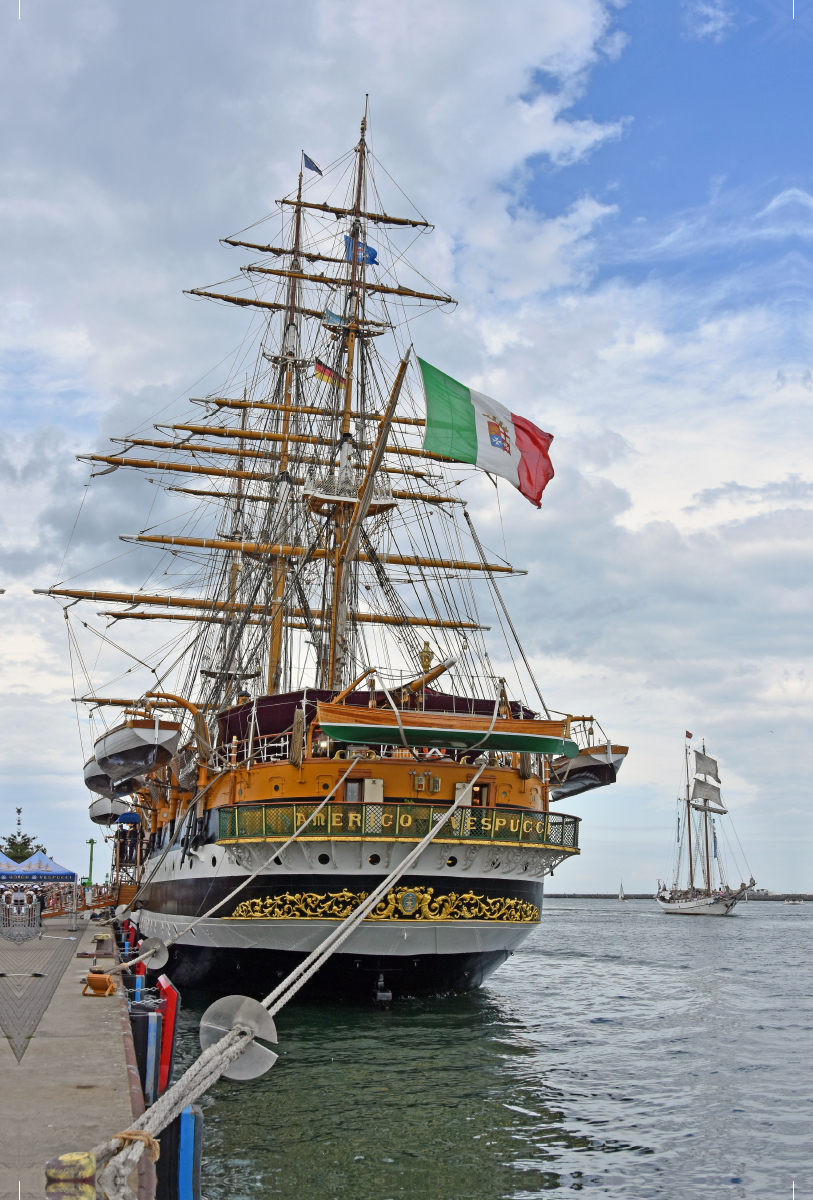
[267,160,305,693]
[329,103,368,688]
[685,742,694,892]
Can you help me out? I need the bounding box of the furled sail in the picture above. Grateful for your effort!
[694,750,719,781]
[692,779,722,804]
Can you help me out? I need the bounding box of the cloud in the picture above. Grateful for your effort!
[686,475,813,512]
[683,1,737,42]
[1,0,811,892]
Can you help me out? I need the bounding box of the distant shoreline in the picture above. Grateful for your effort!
[544,894,812,902]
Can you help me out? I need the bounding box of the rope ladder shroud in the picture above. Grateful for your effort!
[94,762,488,1196]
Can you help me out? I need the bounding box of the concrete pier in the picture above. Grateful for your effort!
[0,918,137,1199]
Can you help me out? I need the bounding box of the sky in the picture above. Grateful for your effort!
[1,0,810,891]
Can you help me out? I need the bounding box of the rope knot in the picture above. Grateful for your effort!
[112,1130,160,1162]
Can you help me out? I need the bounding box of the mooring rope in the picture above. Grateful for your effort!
[94,763,487,1198]
[107,757,363,977]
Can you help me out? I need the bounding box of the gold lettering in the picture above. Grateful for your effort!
[381,814,393,828]
[522,818,533,834]
[313,812,326,826]
[348,812,361,829]
[509,819,520,832]
[332,812,343,828]
[400,813,413,828]
[535,821,545,835]
[494,817,507,831]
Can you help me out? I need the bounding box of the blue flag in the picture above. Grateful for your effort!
[303,153,322,176]
[323,308,347,327]
[344,234,378,265]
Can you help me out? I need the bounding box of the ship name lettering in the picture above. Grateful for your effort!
[348,812,361,829]
[399,813,413,828]
[381,814,393,827]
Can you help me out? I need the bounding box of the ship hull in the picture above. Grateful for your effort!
[151,938,516,1000]
[135,851,546,999]
[656,894,740,916]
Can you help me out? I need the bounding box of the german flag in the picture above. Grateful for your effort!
[314,358,345,387]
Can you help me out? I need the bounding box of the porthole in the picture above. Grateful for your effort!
[273,856,282,866]
[318,853,331,865]
[273,784,280,792]
[368,853,381,865]
[446,855,457,867]
[322,783,330,791]
[211,856,217,868]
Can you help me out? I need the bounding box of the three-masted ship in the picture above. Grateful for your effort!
[657,741,754,917]
[39,110,628,998]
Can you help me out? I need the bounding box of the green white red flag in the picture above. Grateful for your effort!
[418,358,554,507]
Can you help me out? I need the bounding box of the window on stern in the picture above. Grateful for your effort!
[345,779,363,804]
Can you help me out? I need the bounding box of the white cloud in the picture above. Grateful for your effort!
[0,0,810,892]
[683,1,737,42]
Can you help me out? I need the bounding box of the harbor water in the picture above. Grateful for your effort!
[173,899,810,1198]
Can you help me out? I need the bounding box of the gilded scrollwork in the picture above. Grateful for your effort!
[230,886,538,923]
[231,889,367,921]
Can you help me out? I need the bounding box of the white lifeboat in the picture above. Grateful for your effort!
[83,756,136,799]
[88,795,132,825]
[94,719,182,782]
[549,743,628,802]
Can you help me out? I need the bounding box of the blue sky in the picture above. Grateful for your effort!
[0,0,810,890]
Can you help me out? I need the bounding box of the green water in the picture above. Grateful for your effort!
[172,900,811,1198]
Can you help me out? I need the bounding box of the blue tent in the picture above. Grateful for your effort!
[1,852,77,883]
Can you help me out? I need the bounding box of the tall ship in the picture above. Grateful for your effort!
[657,740,754,917]
[39,110,628,998]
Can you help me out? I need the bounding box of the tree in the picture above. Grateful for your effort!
[1,807,47,863]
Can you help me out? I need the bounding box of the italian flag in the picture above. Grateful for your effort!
[418,358,554,508]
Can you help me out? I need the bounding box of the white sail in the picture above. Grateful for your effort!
[693,750,720,781]
[691,779,721,804]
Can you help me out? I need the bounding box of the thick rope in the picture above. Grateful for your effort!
[109,758,362,976]
[97,764,486,1197]
[263,764,486,1015]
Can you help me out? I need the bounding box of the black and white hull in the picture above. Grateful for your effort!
[135,836,552,999]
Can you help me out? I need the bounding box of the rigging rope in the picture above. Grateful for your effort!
[463,510,551,719]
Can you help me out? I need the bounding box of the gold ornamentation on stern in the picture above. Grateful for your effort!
[230,886,538,923]
[231,889,367,921]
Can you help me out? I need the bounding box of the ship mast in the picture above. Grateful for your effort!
[685,743,694,892]
[267,160,305,694]
[44,111,543,711]
[329,104,368,688]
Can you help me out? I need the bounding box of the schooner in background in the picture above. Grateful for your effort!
[657,739,754,916]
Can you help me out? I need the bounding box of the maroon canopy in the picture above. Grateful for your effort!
[217,688,537,741]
